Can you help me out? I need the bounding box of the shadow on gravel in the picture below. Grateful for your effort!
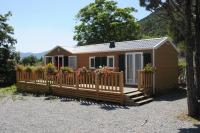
[178,124,200,133]
[19,93,129,111]
[60,97,129,111]
[99,102,129,111]
[154,87,187,102]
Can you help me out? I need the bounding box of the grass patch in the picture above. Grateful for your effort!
[0,85,17,101]
[0,85,17,95]
[0,85,25,101]
[177,112,200,124]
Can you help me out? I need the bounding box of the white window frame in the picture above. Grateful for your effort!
[68,56,77,69]
[107,56,114,68]
[45,56,53,65]
[125,52,143,85]
[89,56,95,69]
[57,55,64,68]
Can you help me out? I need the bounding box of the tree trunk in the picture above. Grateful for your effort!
[185,0,199,117]
[195,0,200,117]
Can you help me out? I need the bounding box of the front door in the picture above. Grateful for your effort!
[125,52,143,85]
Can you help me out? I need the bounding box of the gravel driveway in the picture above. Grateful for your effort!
[0,88,199,133]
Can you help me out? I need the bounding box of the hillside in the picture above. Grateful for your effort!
[20,51,46,59]
[139,10,169,37]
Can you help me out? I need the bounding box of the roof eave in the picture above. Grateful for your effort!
[44,45,73,56]
[71,48,154,54]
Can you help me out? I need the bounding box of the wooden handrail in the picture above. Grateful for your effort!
[138,70,153,96]
[16,70,124,94]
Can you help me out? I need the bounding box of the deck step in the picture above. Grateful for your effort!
[135,98,153,106]
[125,91,143,98]
[124,90,139,94]
[131,95,146,102]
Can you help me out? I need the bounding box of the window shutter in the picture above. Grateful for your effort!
[119,54,125,72]
[64,56,68,67]
[95,57,101,68]
[143,53,152,67]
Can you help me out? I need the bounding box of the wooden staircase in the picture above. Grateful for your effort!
[124,89,153,106]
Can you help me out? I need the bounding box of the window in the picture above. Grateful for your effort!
[68,56,77,69]
[45,56,53,65]
[89,57,95,68]
[107,56,114,68]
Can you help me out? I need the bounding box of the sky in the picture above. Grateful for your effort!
[0,0,150,53]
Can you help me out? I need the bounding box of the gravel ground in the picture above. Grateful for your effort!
[0,88,199,133]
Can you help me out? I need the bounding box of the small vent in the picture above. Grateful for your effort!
[109,41,115,48]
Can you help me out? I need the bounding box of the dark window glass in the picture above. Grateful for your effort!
[90,58,95,68]
[143,53,152,66]
[108,57,113,67]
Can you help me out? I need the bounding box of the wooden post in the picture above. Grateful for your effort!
[119,71,124,94]
[119,71,124,104]
[34,71,36,84]
[25,71,27,83]
[45,71,48,86]
[95,73,99,100]
[76,73,79,90]
[138,70,141,91]
[59,71,62,87]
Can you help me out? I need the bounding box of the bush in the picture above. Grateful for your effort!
[16,65,24,72]
[24,66,33,73]
[61,67,74,73]
[35,66,45,73]
[143,64,155,72]
[94,66,113,76]
[76,66,91,76]
[45,63,57,75]
[178,60,186,84]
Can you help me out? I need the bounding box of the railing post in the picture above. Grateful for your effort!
[119,71,124,104]
[95,73,99,99]
[119,71,124,94]
[76,73,79,90]
[59,71,62,87]
[25,71,27,83]
[34,71,36,84]
[45,71,48,86]
[138,70,141,91]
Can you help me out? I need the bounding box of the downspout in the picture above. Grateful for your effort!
[153,48,156,95]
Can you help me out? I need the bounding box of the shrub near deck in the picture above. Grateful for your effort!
[17,82,49,94]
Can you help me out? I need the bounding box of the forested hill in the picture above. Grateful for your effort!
[139,10,169,37]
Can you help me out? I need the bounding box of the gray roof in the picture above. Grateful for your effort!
[48,37,171,55]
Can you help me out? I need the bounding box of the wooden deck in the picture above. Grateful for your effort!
[16,71,124,104]
[16,70,153,105]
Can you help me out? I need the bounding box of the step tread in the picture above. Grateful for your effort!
[136,98,153,105]
[131,95,146,101]
[125,91,143,97]
[124,90,139,94]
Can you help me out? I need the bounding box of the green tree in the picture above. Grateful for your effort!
[139,0,200,118]
[74,0,140,46]
[139,9,169,37]
[0,12,17,85]
[21,55,38,66]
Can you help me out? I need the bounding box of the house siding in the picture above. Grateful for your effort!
[76,50,152,71]
[154,42,178,94]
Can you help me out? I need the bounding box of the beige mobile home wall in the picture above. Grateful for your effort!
[154,42,178,94]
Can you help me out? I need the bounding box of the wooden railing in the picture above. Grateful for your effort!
[16,70,124,94]
[138,70,153,96]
